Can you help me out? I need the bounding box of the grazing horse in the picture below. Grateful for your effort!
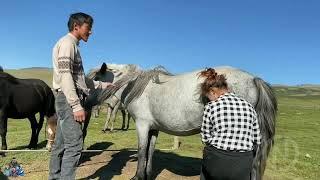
[91,95,131,132]
[98,64,277,180]
[87,63,131,132]
[102,95,131,132]
[0,71,57,150]
[82,63,121,141]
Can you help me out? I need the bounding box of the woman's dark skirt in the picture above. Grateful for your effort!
[200,146,254,180]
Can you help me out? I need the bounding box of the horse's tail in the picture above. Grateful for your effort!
[44,89,57,146]
[45,88,56,118]
[252,77,278,180]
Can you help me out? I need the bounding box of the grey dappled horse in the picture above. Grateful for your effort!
[102,95,131,132]
[89,65,131,132]
[91,95,131,132]
[98,64,277,180]
[82,63,113,141]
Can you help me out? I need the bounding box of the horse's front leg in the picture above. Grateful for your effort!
[110,101,121,132]
[146,130,159,179]
[121,109,126,130]
[126,112,131,130]
[102,106,112,132]
[82,110,92,143]
[0,109,8,150]
[28,115,38,149]
[131,120,150,180]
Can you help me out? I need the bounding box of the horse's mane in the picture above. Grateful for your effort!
[97,65,173,107]
[87,68,100,80]
[0,66,3,72]
[124,66,173,106]
[0,72,19,84]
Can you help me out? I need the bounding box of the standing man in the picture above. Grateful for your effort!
[49,12,113,180]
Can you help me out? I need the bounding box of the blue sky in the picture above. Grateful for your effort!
[0,0,319,85]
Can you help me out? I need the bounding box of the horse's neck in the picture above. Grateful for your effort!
[85,77,97,91]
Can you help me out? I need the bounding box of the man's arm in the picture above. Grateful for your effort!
[57,42,83,112]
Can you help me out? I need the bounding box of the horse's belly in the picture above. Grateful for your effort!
[7,108,38,119]
[8,100,40,119]
[149,105,203,136]
[157,124,201,136]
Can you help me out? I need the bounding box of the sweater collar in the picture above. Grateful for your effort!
[68,33,80,46]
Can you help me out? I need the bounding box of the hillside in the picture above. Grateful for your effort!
[4,68,320,94]
[5,68,53,88]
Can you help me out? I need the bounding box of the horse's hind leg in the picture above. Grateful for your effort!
[36,113,45,141]
[92,105,100,118]
[46,114,57,152]
[28,115,38,149]
[0,110,8,150]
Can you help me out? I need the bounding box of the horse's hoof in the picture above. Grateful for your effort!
[28,144,37,149]
[46,144,52,152]
[101,129,107,133]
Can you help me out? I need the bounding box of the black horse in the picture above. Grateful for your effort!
[0,71,57,150]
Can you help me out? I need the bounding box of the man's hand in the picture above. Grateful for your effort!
[74,109,86,123]
[101,82,115,89]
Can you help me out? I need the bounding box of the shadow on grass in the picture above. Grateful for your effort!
[79,142,113,165]
[11,140,48,150]
[0,170,8,180]
[79,149,201,180]
[101,128,135,133]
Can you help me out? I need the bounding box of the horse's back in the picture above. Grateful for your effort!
[129,66,258,136]
[5,77,55,118]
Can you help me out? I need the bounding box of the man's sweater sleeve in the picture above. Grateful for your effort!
[57,42,83,112]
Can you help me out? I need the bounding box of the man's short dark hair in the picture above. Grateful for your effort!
[68,12,93,32]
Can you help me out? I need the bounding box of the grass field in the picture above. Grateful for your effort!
[0,69,319,179]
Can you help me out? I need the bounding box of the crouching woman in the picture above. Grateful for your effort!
[199,68,261,180]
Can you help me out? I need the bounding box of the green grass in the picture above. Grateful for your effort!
[264,94,320,180]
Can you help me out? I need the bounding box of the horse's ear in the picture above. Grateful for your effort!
[99,63,107,74]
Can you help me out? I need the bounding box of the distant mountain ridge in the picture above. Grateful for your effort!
[19,67,52,70]
[3,67,320,87]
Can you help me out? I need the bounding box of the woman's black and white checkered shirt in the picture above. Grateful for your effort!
[201,92,261,152]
